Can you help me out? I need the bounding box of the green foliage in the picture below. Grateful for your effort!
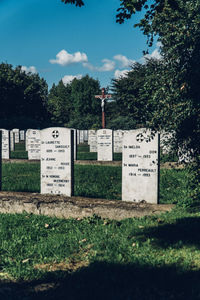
[61,0,84,6]
[61,0,200,205]
[0,63,49,129]
[47,75,101,129]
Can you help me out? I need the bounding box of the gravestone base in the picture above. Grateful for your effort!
[0,191,174,220]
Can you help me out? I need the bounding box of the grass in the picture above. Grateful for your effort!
[0,209,200,299]
[10,142,28,159]
[0,154,195,298]
[2,162,189,204]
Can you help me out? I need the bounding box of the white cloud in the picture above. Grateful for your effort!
[62,74,83,85]
[113,54,135,68]
[114,69,129,79]
[82,62,96,71]
[144,48,162,60]
[49,50,88,66]
[98,59,115,71]
[21,66,37,74]
[140,43,162,63]
[83,59,115,72]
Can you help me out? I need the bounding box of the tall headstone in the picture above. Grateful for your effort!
[97,129,113,161]
[20,130,25,141]
[12,129,20,143]
[0,129,10,159]
[83,130,88,142]
[40,127,74,196]
[25,130,30,151]
[122,129,160,204]
[10,131,14,151]
[114,130,123,153]
[27,129,41,160]
[77,130,80,145]
[80,130,84,143]
[88,130,97,152]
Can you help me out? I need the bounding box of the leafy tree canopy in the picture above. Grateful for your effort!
[47,75,102,129]
[0,63,49,129]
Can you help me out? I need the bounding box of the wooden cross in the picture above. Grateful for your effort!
[95,88,112,129]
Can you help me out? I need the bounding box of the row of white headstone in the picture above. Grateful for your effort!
[39,127,160,204]
[0,129,25,159]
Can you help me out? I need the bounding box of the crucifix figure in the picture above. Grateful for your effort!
[95,88,112,128]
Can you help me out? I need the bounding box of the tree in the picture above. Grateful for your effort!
[48,81,72,125]
[48,75,102,129]
[61,0,200,203]
[0,63,49,128]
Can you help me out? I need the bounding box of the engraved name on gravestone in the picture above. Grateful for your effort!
[41,127,74,196]
[88,130,97,152]
[122,129,160,204]
[27,129,41,160]
[97,129,113,161]
[114,130,123,153]
[25,129,31,151]
[12,129,20,143]
[0,129,10,159]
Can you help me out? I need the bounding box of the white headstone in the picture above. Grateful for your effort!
[88,130,97,152]
[97,129,113,161]
[26,129,41,160]
[80,130,84,143]
[20,130,25,141]
[12,128,20,143]
[77,130,80,144]
[0,129,10,159]
[114,130,123,153]
[40,127,74,196]
[83,130,88,142]
[122,129,160,203]
[10,131,14,151]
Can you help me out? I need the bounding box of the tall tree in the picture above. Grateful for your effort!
[48,75,101,129]
[0,63,48,128]
[48,81,72,125]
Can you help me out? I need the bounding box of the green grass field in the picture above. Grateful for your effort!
[0,142,194,298]
[1,162,189,204]
[0,208,200,299]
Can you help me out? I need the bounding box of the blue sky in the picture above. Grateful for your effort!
[0,0,160,90]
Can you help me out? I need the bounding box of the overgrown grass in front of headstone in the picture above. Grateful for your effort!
[1,163,190,205]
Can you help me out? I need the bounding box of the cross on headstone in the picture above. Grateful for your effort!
[52,130,59,139]
[95,88,112,129]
